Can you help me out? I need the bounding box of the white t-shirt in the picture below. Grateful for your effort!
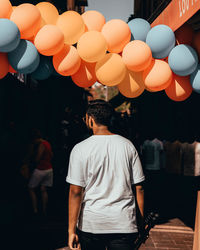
[66,134,145,234]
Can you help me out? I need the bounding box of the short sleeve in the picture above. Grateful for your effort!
[131,151,145,185]
[66,145,86,187]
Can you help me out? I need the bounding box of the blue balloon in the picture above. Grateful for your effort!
[128,18,151,42]
[190,64,200,93]
[146,24,175,59]
[0,19,20,52]
[31,56,54,80]
[168,45,198,76]
[8,40,40,74]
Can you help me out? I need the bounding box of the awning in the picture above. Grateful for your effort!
[151,0,200,31]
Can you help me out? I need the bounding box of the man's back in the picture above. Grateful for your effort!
[67,134,145,233]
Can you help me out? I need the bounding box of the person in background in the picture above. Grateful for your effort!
[66,100,145,250]
[26,129,53,216]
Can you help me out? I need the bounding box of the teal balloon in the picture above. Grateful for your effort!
[146,24,175,59]
[31,56,54,80]
[128,18,151,42]
[190,64,200,93]
[0,19,20,52]
[168,45,198,76]
[8,40,40,74]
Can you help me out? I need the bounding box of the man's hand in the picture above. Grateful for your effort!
[68,233,80,250]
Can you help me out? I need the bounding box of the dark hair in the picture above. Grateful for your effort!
[86,100,115,127]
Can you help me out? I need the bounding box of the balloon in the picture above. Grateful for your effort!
[8,40,40,74]
[0,19,20,53]
[101,19,131,53]
[146,24,175,59]
[175,23,194,45]
[53,45,81,76]
[0,0,12,18]
[36,2,59,25]
[82,10,105,31]
[95,53,126,86]
[77,31,107,63]
[10,3,41,40]
[128,18,151,42]
[0,53,9,79]
[34,25,64,56]
[193,31,200,60]
[118,70,145,98]
[168,44,198,76]
[56,11,85,45]
[190,65,200,94]
[143,59,173,91]
[9,64,16,73]
[165,74,192,101]
[122,40,152,72]
[71,60,96,87]
[31,56,54,80]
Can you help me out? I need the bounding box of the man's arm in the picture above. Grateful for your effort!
[135,183,145,232]
[135,183,144,218]
[68,184,83,249]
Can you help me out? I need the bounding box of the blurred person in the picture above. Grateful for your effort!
[25,129,53,216]
[66,100,145,250]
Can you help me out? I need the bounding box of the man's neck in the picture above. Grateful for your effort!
[93,126,114,135]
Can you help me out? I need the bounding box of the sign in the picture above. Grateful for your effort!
[152,0,200,31]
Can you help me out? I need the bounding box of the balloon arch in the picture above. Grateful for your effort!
[0,0,200,102]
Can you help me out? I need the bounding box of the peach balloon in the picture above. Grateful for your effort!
[36,2,59,25]
[0,0,12,18]
[122,40,152,72]
[77,31,107,62]
[193,31,200,60]
[53,45,81,76]
[0,53,9,79]
[175,23,194,45]
[82,10,105,31]
[34,25,64,56]
[10,3,41,39]
[71,60,96,87]
[57,11,85,45]
[165,74,192,101]
[143,59,173,91]
[95,53,126,86]
[118,70,145,98]
[101,19,131,53]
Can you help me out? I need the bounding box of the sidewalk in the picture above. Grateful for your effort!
[140,218,194,249]
[56,219,194,250]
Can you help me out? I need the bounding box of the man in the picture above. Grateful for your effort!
[26,129,53,216]
[66,100,145,250]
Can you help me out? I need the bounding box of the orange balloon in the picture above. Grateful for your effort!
[122,40,152,72]
[9,64,17,73]
[82,10,105,32]
[10,3,41,39]
[193,31,200,60]
[143,59,173,91]
[101,19,131,53]
[77,31,107,62]
[53,45,81,76]
[175,23,194,45]
[118,70,145,98]
[0,53,9,79]
[95,53,126,86]
[36,2,59,25]
[71,60,96,87]
[165,74,192,101]
[0,0,12,18]
[34,25,64,56]
[56,11,85,45]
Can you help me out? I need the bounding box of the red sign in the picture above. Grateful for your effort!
[152,0,200,31]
